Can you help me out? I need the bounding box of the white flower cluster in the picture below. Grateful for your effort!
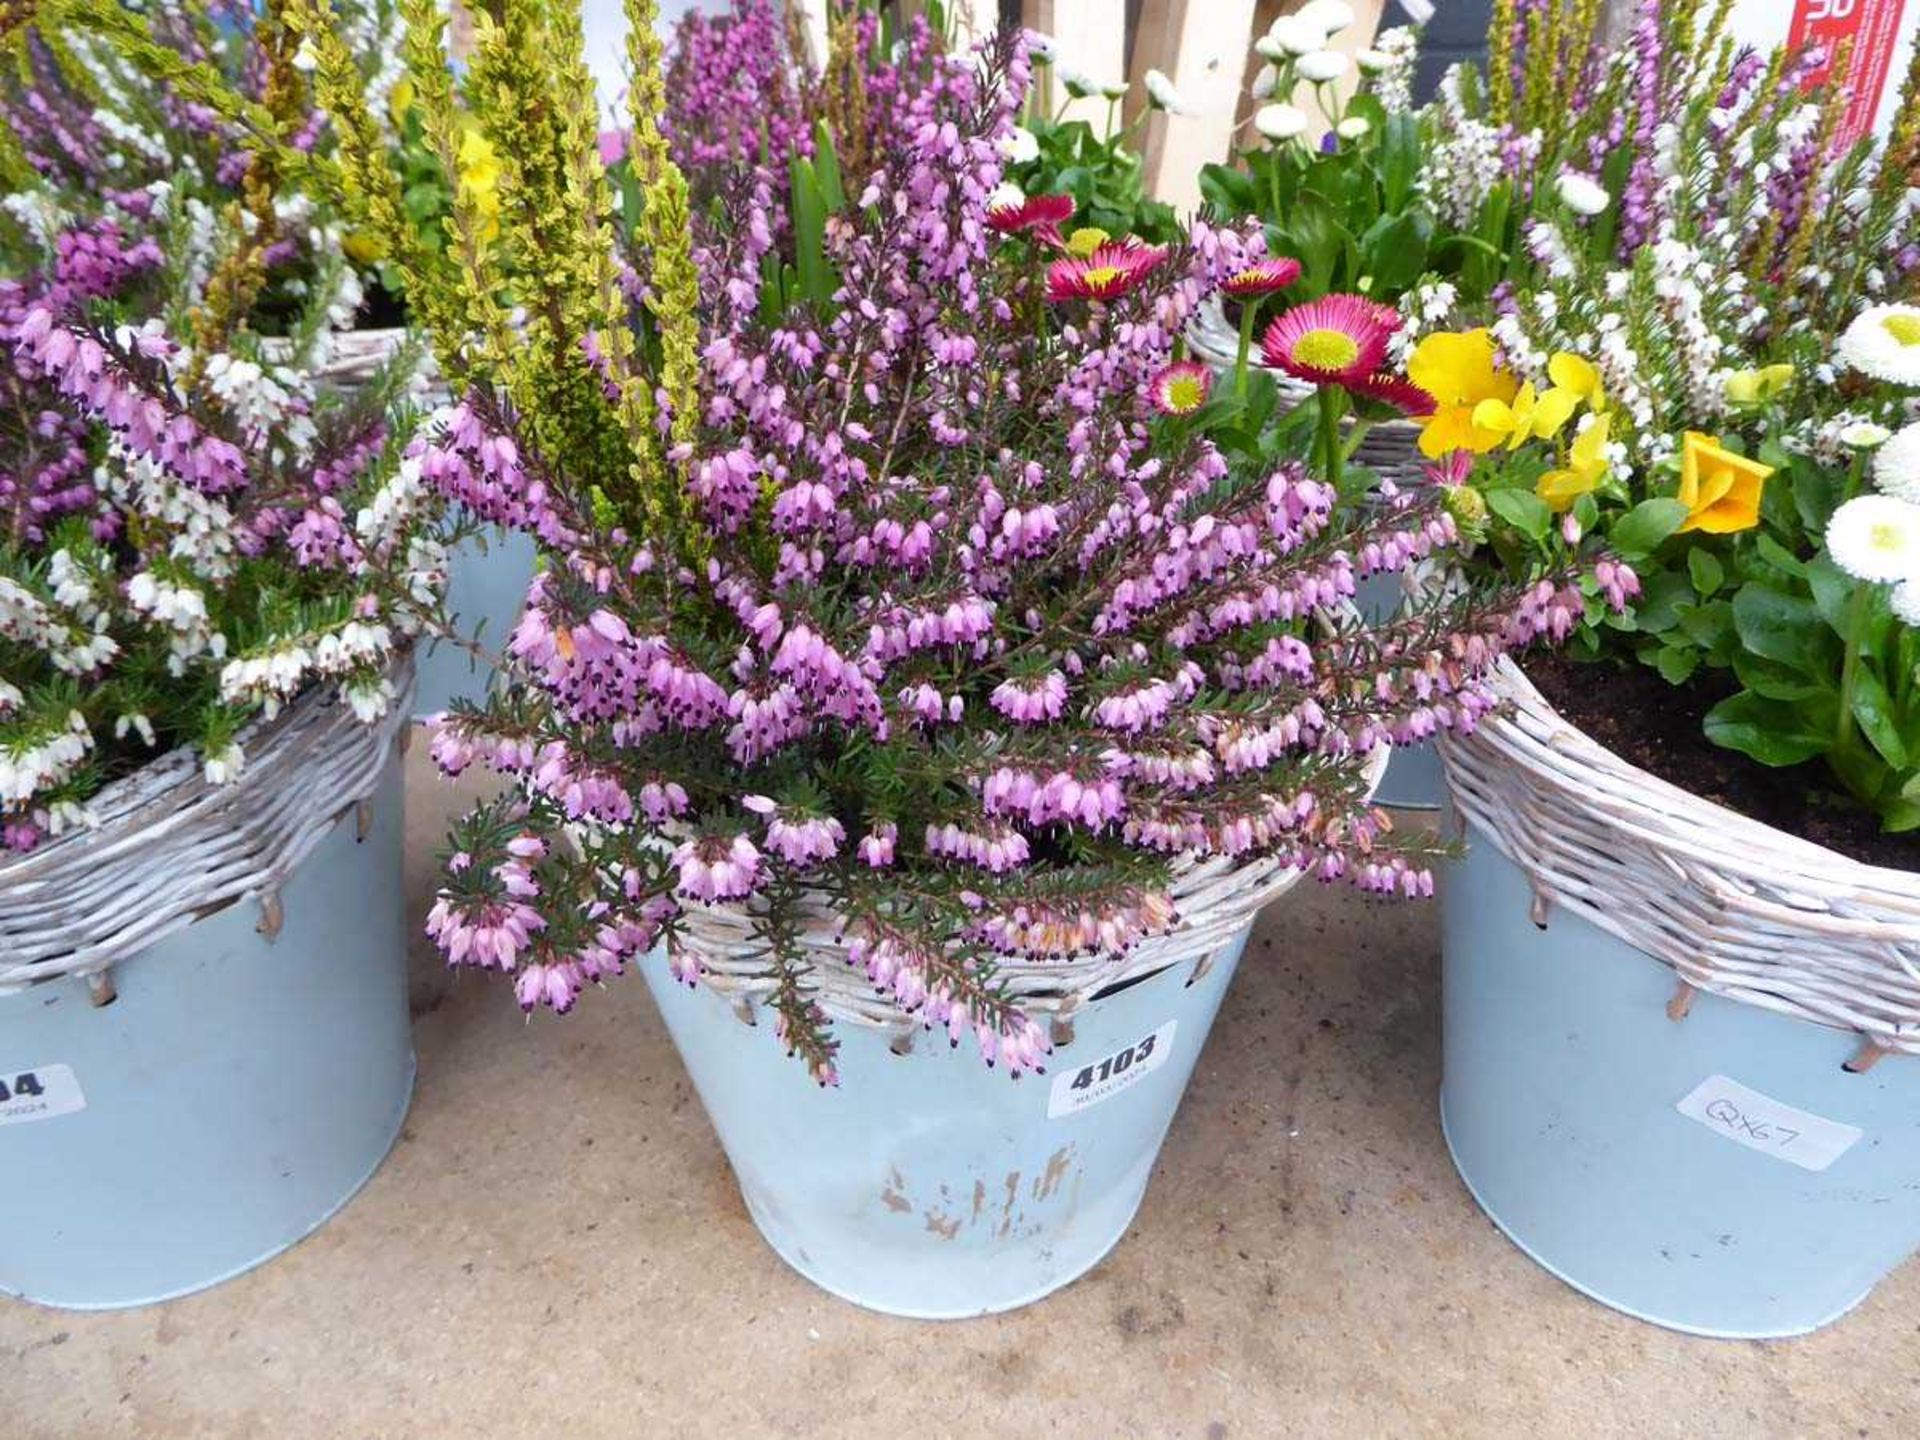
[126,569,224,675]
[1423,69,1508,230]
[1364,26,1421,113]
[0,576,118,676]
[1388,277,1460,365]
[0,710,93,807]
[218,619,395,717]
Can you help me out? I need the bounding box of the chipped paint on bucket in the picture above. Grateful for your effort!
[1441,817,1920,1338]
[0,757,413,1311]
[413,526,539,718]
[643,930,1254,1319]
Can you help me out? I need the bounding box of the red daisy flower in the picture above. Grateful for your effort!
[1349,373,1438,418]
[987,192,1075,245]
[1219,257,1303,299]
[1260,294,1403,386]
[1148,361,1212,416]
[1046,241,1169,303]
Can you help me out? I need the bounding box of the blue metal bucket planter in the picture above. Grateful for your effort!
[1353,571,1444,810]
[1438,661,1920,1338]
[413,526,539,718]
[642,930,1253,1319]
[1440,819,1920,1337]
[0,756,412,1310]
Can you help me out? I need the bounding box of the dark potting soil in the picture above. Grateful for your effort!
[1525,652,1917,874]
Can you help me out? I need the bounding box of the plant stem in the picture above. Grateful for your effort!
[1834,582,1871,757]
[1842,448,1867,505]
[1234,298,1260,399]
[1320,385,1345,493]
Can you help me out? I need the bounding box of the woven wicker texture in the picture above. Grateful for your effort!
[1440,660,1920,1055]
[0,663,414,995]
[673,749,1391,1032]
[1187,296,1426,480]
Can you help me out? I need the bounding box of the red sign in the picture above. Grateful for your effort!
[1787,0,1912,144]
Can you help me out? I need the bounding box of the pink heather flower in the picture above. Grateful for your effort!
[514,960,587,1015]
[639,778,691,822]
[672,833,764,903]
[426,895,546,970]
[1148,361,1212,417]
[1046,241,1168,303]
[857,821,897,867]
[925,818,1031,873]
[1261,294,1401,387]
[1219,257,1302,298]
[986,191,1074,243]
[763,808,846,867]
[989,670,1067,723]
[1091,678,1177,733]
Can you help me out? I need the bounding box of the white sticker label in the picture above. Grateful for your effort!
[0,1064,86,1127]
[1048,1021,1177,1119]
[1675,1074,1862,1173]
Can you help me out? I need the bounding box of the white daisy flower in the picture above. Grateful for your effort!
[1336,116,1371,140]
[1555,171,1611,217]
[1144,69,1186,114]
[1894,580,1920,627]
[1296,0,1357,35]
[1296,50,1349,83]
[1265,16,1324,55]
[1250,63,1281,100]
[1872,422,1920,502]
[1843,420,1893,450]
[998,126,1039,165]
[1836,304,1920,387]
[1826,495,1920,584]
[1254,103,1310,142]
[1356,48,1394,74]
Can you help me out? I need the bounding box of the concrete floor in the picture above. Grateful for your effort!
[5,749,1918,1438]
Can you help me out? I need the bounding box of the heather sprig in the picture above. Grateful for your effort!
[271,9,1600,1084]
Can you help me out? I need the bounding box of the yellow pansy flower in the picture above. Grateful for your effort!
[1722,363,1794,408]
[1407,330,1520,458]
[1676,432,1773,533]
[387,76,416,129]
[1536,413,1611,512]
[1547,352,1606,412]
[1471,381,1581,450]
[456,128,503,244]
[1065,226,1111,259]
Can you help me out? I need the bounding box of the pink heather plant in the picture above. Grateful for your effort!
[299,5,1600,1086]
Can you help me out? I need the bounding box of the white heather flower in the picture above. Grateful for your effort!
[114,712,158,748]
[1266,15,1323,55]
[203,741,246,787]
[1893,581,1920,626]
[1844,421,1893,449]
[1826,495,1920,583]
[1296,0,1357,35]
[1144,69,1185,114]
[1837,304,1920,387]
[988,180,1026,214]
[1255,103,1310,142]
[1872,422,1920,502]
[0,680,20,716]
[1336,116,1370,140]
[1296,50,1349,83]
[344,676,395,725]
[1555,171,1610,217]
[998,126,1039,165]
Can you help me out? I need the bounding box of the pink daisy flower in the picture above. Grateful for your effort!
[1148,361,1212,417]
[987,192,1075,245]
[1260,294,1402,386]
[1348,373,1438,419]
[1219,257,1302,298]
[1046,241,1168,303]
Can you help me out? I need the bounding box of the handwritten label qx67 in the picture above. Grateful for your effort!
[1048,1022,1177,1119]
[1674,1075,1862,1173]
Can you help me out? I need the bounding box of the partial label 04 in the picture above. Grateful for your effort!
[0,1064,86,1127]
[1675,1074,1862,1173]
[1048,1022,1176,1119]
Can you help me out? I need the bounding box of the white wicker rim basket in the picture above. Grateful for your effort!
[0,660,415,997]
[1186,294,1426,480]
[673,746,1391,1039]
[1440,658,1920,1061]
